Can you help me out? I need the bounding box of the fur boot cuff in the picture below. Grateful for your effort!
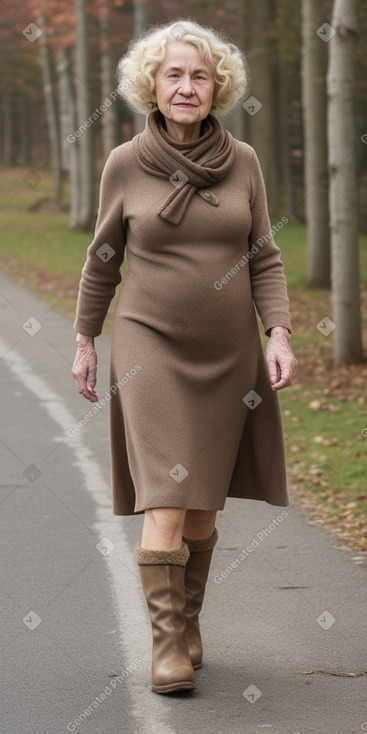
[135,540,189,567]
[182,526,218,553]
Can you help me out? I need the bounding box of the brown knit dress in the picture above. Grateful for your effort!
[73,112,292,515]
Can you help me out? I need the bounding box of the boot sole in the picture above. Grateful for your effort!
[192,662,203,670]
[152,680,196,694]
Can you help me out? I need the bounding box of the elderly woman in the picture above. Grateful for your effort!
[72,19,297,695]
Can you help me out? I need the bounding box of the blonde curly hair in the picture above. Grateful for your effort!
[116,18,249,117]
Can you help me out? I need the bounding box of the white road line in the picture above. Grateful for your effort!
[0,336,178,732]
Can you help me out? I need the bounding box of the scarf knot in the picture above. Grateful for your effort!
[133,110,236,225]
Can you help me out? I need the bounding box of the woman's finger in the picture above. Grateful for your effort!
[71,347,99,402]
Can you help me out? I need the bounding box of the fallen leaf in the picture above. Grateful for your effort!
[309,400,322,411]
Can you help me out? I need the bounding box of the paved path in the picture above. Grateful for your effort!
[0,270,366,734]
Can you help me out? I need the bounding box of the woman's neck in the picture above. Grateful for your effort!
[161,115,205,143]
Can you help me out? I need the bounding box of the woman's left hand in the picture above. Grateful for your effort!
[266,326,298,390]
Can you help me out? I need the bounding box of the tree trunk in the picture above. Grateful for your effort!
[99,0,118,156]
[75,0,94,229]
[221,3,245,142]
[58,47,80,228]
[278,70,298,222]
[223,97,245,143]
[327,0,364,363]
[247,0,278,215]
[57,49,70,173]
[19,93,30,166]
[1,84,13,166]
[301,0,331,287]
[241,6,250,146]
[133,0,147,135]
[37,13,62,203]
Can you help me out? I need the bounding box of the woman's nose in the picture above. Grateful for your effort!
[179,76,194,95]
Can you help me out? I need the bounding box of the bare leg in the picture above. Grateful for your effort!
[141,507,187,550]
[183,509,217,540]
[141,507,217,550]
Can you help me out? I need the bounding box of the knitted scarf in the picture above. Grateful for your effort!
[133,109,236,226]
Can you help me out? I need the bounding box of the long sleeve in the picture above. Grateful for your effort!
[247,148,292,336]
[73,150,126,336]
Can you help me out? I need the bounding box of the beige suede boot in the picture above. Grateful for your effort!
[182,527,218,670]
[135,540,196,694]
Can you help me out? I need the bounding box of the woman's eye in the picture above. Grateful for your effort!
[168,74,205,80]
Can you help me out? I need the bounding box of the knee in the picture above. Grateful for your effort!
[145,507,186,538]
[184,509,217,534]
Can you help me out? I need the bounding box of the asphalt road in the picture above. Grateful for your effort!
[0,270,366,734]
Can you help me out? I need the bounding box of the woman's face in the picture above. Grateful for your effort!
[154,41,215,129]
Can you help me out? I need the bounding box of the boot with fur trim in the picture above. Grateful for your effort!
[135,540,196,694]
[182,527,218,670]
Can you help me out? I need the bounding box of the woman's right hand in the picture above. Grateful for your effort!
[71,334,99,402]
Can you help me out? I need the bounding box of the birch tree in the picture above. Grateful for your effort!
[133,0,147,135]
[247,0,278,215]
[301,0,330,287]
[99,0,118,157]
[37,13,62,203]
[58,47,80,228]
[220,1,245,142]
[1,84,13,166]
[327,0,364,363]
[75,0,94,229]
